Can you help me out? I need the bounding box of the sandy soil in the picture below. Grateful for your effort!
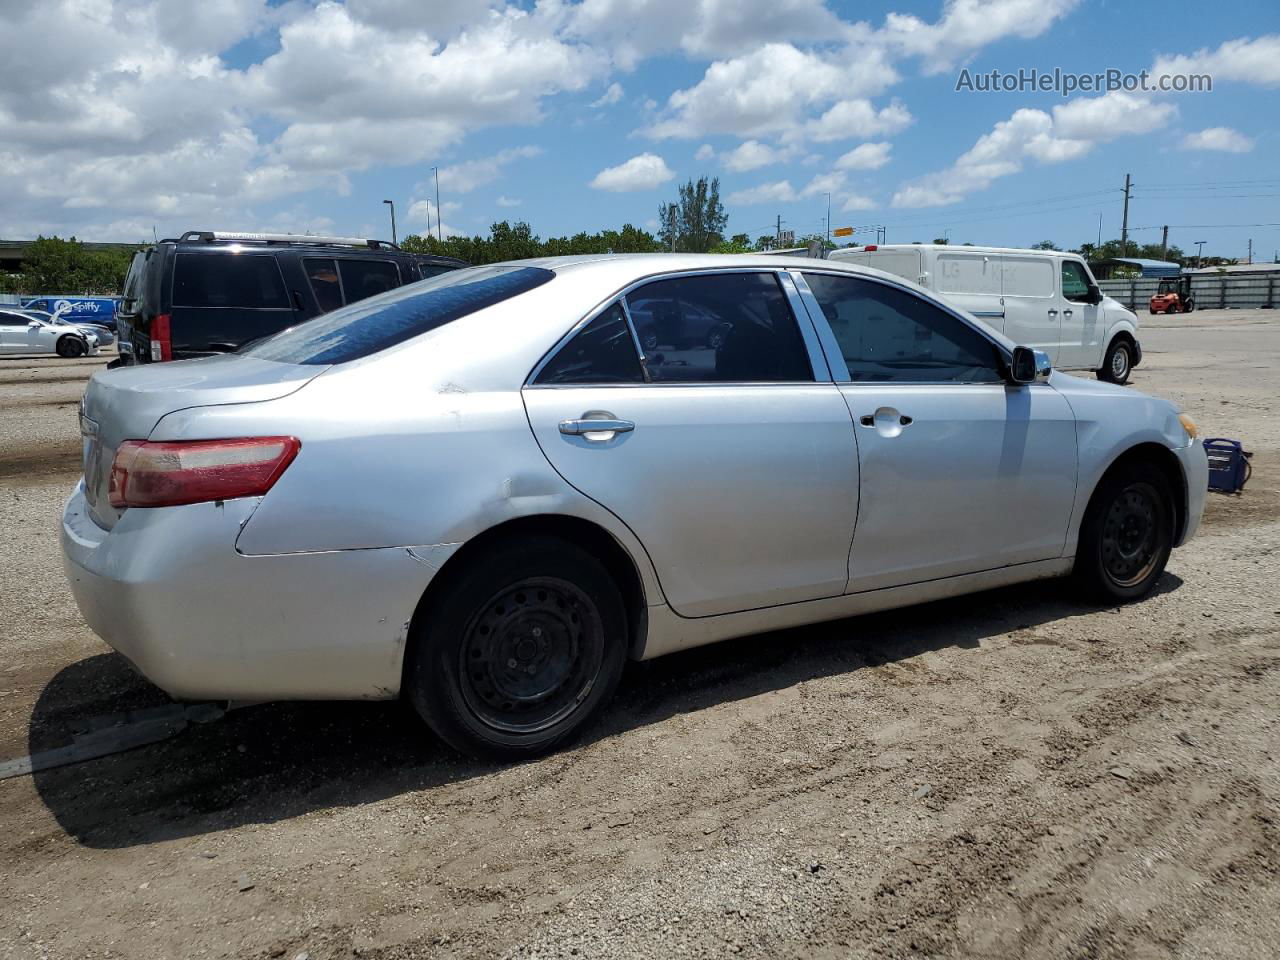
[0,314,1276,960]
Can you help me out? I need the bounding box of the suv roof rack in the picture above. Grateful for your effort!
[176,231,401,251]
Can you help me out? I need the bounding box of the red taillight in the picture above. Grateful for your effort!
[864,244,878,251]
[108,437,300,509]
[150,313,172,361]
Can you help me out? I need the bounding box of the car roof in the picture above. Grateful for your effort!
[832,244,1082,258]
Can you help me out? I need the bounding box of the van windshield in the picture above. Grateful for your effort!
[242,265,554,365]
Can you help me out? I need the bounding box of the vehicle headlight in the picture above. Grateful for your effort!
[1177,413,1198,440]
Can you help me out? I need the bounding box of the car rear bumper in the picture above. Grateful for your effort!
[60,484,458,702]
[1175,439,1208,546]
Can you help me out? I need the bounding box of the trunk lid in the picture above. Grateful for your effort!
[80,354,326,529]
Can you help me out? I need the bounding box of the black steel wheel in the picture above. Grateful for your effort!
[57,336,86,358]
[1075,462,1174,602]
[407,535,627,760]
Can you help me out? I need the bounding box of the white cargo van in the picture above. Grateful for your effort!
[826,244,1142,383]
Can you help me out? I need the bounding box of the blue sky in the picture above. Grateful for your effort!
[3,0,1278,261]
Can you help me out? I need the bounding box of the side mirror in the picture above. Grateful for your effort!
[1088,284,1103,305]
[1009,346,1052,385]
[28,319,41,328]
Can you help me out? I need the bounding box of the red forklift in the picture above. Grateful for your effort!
[1149,275,1194,314]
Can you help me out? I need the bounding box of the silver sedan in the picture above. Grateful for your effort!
[0,308,101,357]
[62,255,1207,758]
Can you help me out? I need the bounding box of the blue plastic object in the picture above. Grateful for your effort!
[1203,438,1252,493]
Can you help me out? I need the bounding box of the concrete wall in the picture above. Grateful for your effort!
[1099,272,1280,311]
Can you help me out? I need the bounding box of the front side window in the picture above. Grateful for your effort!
[624,272,811,383]
[535,303,644,384]
[1061,260,1092,303]
[243,265,554,365]
[0,311,28,328]
[304,258,343,313]
[803,273,1003,383]
[172,253,289,309]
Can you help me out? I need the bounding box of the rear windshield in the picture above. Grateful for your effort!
[242,265,554,365]
[172,253,289,309]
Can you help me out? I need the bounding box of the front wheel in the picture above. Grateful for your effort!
[406,536,627,760]
[1074,463,1174,602]
[1097,338,1132,384]
[56,336,87,358]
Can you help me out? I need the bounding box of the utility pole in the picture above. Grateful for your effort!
[1097,212,1102,249]
[382,199,397,245]
[1120,173,1132,257]
[1160,225,1168,260]
[1195,240,1206,268]
[825,193,831,247]
[1247,238,1253,264]
[776,214,782,246]
[432,166,442,242]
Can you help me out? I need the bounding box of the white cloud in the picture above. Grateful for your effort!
[694,143,716,162]
[835,142,892,170]
[435,146,543,194]
[645,43,899,140]
[495,195,523,207]
[1152,35,1280,89]
[892,93,1177,209]
[806,100,913,142]
[726,180,798,205]
[800,171,846,197]
[589,153,676,191]
[591,82,625,107]
[721,140,796,172]
[567,0,849,68]
[841,194,877,212]
[880,0,1081,74]
[1182,127,1255,153]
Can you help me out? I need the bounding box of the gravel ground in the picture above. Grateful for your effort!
[1,314,1277,960]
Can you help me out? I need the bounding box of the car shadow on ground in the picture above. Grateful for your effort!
[28,573,1183,849]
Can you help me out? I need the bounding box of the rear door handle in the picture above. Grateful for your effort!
[559,417,635,438]
[1063,309,1073,317]
[1047,309,1059,316]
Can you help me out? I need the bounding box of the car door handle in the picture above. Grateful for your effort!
[1047,309,1059,316]
[1063,309,1073,317]
[559,417,635,438]
[859,414,912,426]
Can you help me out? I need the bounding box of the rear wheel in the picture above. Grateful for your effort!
[1097,338,1132,384]
[406,536,627,760]
[1074,462,1174,602]
[56,336,87,358]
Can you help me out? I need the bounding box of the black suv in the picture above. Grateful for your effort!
[116,231,466,364]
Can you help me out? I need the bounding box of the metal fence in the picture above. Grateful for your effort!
[1098,272,1279,311]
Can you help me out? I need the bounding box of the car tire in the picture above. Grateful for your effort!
[1074,461,1174,603]
[406,536,627,761]
[56,336,86,358]
[1097,338,1132,384]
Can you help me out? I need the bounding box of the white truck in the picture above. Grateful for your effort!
[826,244,1141,384]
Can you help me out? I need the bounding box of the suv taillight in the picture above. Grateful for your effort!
[108,437,300,508]
[150,313,172,361]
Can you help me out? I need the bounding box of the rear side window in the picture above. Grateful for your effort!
[803,273,1002,383]
[243,265,554,365]
[624,272,812,383]
[305,258,343,313]
[535,303,644,384]
[418,263,458,281]
[172,254,289,309]
[339,259,400,303]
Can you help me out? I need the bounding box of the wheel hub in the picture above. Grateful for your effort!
[459,578,602,734]
[1101,485,1158,586]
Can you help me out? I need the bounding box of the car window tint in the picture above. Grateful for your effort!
[338,259,400,304]
[624,273,811,383]
[418,263,458,281]
[803,273,1002,383]
[172,254,289,309]
[535,303,644,385]
[1061,260,1091,302]
[304,258,344,312]
[0,312,27,327]
[243,265,555,365]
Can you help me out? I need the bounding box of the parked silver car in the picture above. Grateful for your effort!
[19,308,115,349]
[62,255,1207,758]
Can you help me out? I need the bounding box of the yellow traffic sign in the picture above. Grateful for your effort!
[833,226,854,237]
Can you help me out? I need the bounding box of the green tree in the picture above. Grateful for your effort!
[0,236,139,295]
[1031,240,1060,250]
[657,176,726,253]
[401,220,662,265]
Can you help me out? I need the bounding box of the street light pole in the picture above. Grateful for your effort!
[1195,240,1207,269]
[382,199,397,245]
[824,192,831,247]
[432,166,442,242]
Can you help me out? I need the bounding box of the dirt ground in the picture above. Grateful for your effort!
[1,312,1277,960]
